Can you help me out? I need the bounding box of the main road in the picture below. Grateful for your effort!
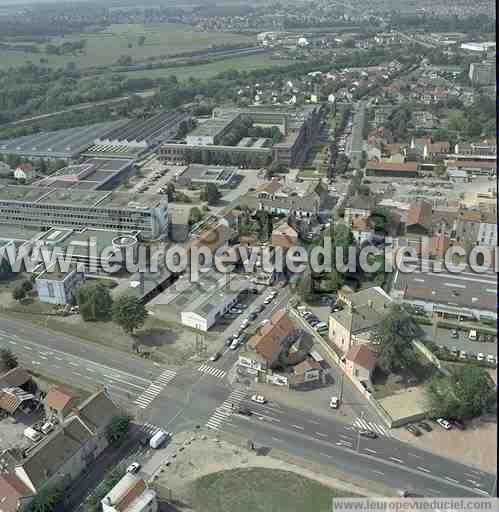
[0,314,495,497]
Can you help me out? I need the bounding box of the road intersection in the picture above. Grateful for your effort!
[0,314,495,498]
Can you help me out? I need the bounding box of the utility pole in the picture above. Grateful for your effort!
[339,372,344,402]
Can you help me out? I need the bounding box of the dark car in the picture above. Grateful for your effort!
[405,425,422,437]
[238,406,252,416]
[418,421,432,432]
[139,434,151,447]
[256,305,265,314]
[450,418,465,430]
[359,430,377,439]
[249,312,258,321]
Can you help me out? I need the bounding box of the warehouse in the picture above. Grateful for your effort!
[175,164,237,188]
[33,158,135,191]
[0,121,125,161]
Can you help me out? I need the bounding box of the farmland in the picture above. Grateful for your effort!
[0,23,255,70]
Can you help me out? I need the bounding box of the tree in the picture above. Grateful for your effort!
[105,415,131,445]
[189,206,203,225]
[200,183,221,205]
[21,279,33,294]
[28,485,63,512]
[77,282,113,322]
[433,162,446,177]
[426,366,495,420]
[112,294,147,336]
[12,285,26,303]
[371,305,421,372]
[369,207,390,233]
[0,348,18,369]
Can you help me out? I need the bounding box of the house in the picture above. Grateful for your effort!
[14,163,35,181]
[343,344,378,388]
[0,367,37,416]
[256,179,326,218]
[35,263,85,305]
[243,309,299,370]
[44,387,78,423]
[101,473,158,512]
[343,194,377,233]
[329,286,392,353]
[0,473,33,512]
[271,222,298,249]
[14,390,120,495]
[405,200,433,235]
[423,141,450,160]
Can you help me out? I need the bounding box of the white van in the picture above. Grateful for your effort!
[24,427,42,442]
[315,322,328,331]
[40,421,54,435]
[468,329,478,341]
[149,430,169,449]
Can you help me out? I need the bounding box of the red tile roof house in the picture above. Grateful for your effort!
[0,473,33,512]
[343,344,378,389]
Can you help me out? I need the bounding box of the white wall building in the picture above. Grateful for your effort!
[35,264,85,305]
[102,473,158,512]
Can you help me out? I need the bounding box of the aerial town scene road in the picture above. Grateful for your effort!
[0,0,496,511]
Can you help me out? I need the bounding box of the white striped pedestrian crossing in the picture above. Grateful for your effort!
[134,369,176,409]
[198,364,227,380]
[353,417,390,437]
[141,422,161,436]
[205,389,247,431]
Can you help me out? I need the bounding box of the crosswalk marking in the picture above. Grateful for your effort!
[205,389,246,431]
[353,417,390,437]
[134,369,176,409]
[141,422,162,436]
[198,364,227,380]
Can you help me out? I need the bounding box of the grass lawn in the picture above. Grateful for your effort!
[189,468,356,512]
[122,53,292,80]
[0,23,255,69]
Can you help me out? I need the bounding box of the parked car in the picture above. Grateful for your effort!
[210,352,221,362]
[127,462,141,474]
[256,304,265,314]
[459,350,467,360]
[477,352,485,361]
[263,296,273,305]
[251,394,266,404]
[359,430,377,439]
[451,329,459,339]
[249,312,258,321]
[418,421,432,432]
[486,354,495,364]
[405,424,422,437]
[237,406,252,416]
[468,329,478,341]
[230,307,243,315]
[436,418,452,430]
[329,396,339,409]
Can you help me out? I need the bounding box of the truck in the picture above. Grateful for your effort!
[149,430,169,449]
[40,421,54,435]
[24,427,42,442]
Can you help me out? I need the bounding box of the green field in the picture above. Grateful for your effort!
[122,53,292,80]
[0,23,254,69]
[189,468,357,512]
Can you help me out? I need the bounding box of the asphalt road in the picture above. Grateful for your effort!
[221,397,495,497]
[0,313,496,498]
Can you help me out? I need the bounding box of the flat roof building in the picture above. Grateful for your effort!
[0,185,168,239]
[175,164,237,188]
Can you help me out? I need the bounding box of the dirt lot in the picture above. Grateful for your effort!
[393,415,497,472]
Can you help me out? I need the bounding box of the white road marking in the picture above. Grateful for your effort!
[339,434,353,440]
[408,453,422,458]
[104,374,149,390]
[427,489,442,495]
[320,452,332,458]
[417,466,431,473]
[39,355,47,360]
[370,470,385,476]
[307,419,320,425]
[291,424,304,430]
[315,432,328,438]
[271,437,282,442]
[8,340,17,345]
[389,457,404,463]
[474,489,489,496]
[86,368,95,372]
[364,448,377,454]
[23,346,33,350]
[444,476,460,484]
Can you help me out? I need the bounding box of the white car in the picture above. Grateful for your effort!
[230,337,242,350]
[436,418,452,430]
[263,296,273,305]
[127,462,141,474]
[486,354,495,364]
[251,394,266,404]
[330,396,339,409]
[477,352,485,361]
[270,290,278,298]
